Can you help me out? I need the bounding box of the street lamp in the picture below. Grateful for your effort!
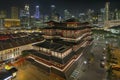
[104,48,106,50]
[83,61,87,64]
[106,41,108,44]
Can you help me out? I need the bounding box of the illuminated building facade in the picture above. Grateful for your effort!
[79,13,87,22]
[30,19,93,79]
[104,2,110,29]
[114,9,120,20]
[50,5,60,21]
[24,4,30,17]
[64,9,72,20]
[0,33,44,63]
[34,6,40,19]
[87,9,94,23]
[105,2,110,21]
[0,10,7,28]
[11,7,19,19]
[51,5,56,15]
[20,4,30,28]
[99,8,105,22]
[0,10,7,19]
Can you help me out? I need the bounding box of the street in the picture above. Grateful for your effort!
[69,39,107,80]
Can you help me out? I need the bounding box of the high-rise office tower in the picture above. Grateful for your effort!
[105,2,110,21]
[114,9,120,20]
[11,7,19,19]
[64,9,71,20]
[20,4,30,17]
[50,5,57,21]
[24,4,30,17]
[87,9,94,23]
[20,10,26,17]
[104,2,110,29]
[0,10,7,18]
[51,5,56,14]
[24,4,30,27]
[34,5,40,19]
[49,5,60,21]
[101,8,105,20]
[98,8,105,22]
[79,13,86,22]
[0,10,6,28]
[20,4,30,27]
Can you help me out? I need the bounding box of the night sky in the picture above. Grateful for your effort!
[0,0,120,16]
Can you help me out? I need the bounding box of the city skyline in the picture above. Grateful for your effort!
[0,0,120,15]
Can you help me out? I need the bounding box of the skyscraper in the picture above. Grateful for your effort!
[20,4,30,28]
[34,5,40,19]
[51,5,56,14]
[105,2,110,21]
[100,8,105,22]
[64,9,72,20]
[50,5,56,21]
[104,2,110,29]
[114,9,120,20]
[24,4,30,17]
[50,5,60,21]
[11,7,19,19]
[0,10,6,28]
[20,10,26,17]
[87,9,94,23]
[0,10,7,18]
[24,4,30,27]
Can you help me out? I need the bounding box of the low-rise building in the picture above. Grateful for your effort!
[4,19,20,28]
[0,33,44,63]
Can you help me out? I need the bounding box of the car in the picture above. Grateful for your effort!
[103,56,107,60]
